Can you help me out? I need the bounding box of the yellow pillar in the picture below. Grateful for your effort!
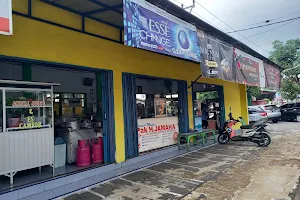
[240,84,249,124]
[113,70,125,163]
[188,86,194,129]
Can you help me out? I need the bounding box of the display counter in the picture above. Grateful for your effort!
[0,80,59,185]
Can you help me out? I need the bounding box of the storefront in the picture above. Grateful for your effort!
[0,0,281,198]
[0,60,116,191]
[123,75,188,159]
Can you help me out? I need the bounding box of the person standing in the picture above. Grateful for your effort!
[202,102,208,129]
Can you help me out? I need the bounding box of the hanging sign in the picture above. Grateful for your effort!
[219,43,234,81]
[138,117,179,152]
[0,0,13,35]
[123,0,200,62]
[197,30,234,81]
[234,48,263,86]
[264,62,281,90]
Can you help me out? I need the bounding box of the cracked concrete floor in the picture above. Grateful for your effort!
[62,122,300,200]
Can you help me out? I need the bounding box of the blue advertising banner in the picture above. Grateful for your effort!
[123,0,201,62]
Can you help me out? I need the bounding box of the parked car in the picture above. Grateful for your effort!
[280,103,300,122]
[248,106,268,124]
[260,104,281,123]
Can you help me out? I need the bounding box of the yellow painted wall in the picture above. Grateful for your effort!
[0,14,248,162]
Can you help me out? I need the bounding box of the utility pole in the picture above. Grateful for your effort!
[181,0,195,13]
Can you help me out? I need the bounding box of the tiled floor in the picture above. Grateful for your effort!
[61,143,257,200]
[0,163,105,194]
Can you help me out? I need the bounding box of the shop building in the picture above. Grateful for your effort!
[0,0,281,199]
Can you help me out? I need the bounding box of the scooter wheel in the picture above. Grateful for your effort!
[258,132,271,147]
[218,134,229,144]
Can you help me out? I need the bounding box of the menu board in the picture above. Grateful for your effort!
[138,117,179,152]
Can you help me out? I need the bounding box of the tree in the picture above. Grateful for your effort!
[246,86,260,99]
[269,39,300,100]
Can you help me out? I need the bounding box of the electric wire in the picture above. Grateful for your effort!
[223,10,300,31]
[194,0,270,56]
[245,19,300,39]
[227,16,300,33]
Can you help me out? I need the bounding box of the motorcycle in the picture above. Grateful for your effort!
[218,109,271,147]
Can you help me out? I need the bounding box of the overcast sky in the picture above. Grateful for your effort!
[170,0,300,57]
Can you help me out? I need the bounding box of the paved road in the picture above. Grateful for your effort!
[60,122,300,200]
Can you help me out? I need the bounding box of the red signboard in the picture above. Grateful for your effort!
[0,0,13,35]
[264,62,281,90]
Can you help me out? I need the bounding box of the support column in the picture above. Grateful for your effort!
[240,84,249,124]
[188,86,194,129]
[113,70,125,163]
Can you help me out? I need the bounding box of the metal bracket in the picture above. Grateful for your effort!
[181,0,195,13]
[4,172,17,185]
[188,74,202,89]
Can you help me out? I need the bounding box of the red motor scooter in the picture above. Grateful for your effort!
[218,108,271,147]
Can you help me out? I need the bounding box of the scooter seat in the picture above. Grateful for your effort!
[240,124,253,129]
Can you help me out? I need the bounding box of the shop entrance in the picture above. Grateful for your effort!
[192,83,225,132]
[0,61,115,192]
[123,74,189,159]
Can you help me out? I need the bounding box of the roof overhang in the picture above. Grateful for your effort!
[39,0,281,70]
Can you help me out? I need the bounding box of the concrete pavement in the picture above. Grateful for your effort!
[61,122,300,200]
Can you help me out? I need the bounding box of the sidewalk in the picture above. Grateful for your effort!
[62,143,256,200]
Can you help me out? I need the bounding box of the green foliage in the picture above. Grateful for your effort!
[196,91,218,101]
[269,39,300,100]
[281,78,300,100]
[269,39,300,70]
[246,86,260,98]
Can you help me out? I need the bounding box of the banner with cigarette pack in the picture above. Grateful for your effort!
[123,0,201,62]
[197,29,234,81]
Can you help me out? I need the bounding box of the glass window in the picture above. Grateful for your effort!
[136,94,178,119]
[5,90,52,132]
[0,90,2,132]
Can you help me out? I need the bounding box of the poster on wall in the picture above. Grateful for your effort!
[154,98,167,118]
[197,30,234,81]
[234,48,264,86]
[138,117,179,152]
[264,62,281,90]
[194,117,202,131]
[0,0,13,36]
[123,0,201,62]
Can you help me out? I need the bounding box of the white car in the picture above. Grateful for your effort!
[248,106,268,124]
[260,104,281,123]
